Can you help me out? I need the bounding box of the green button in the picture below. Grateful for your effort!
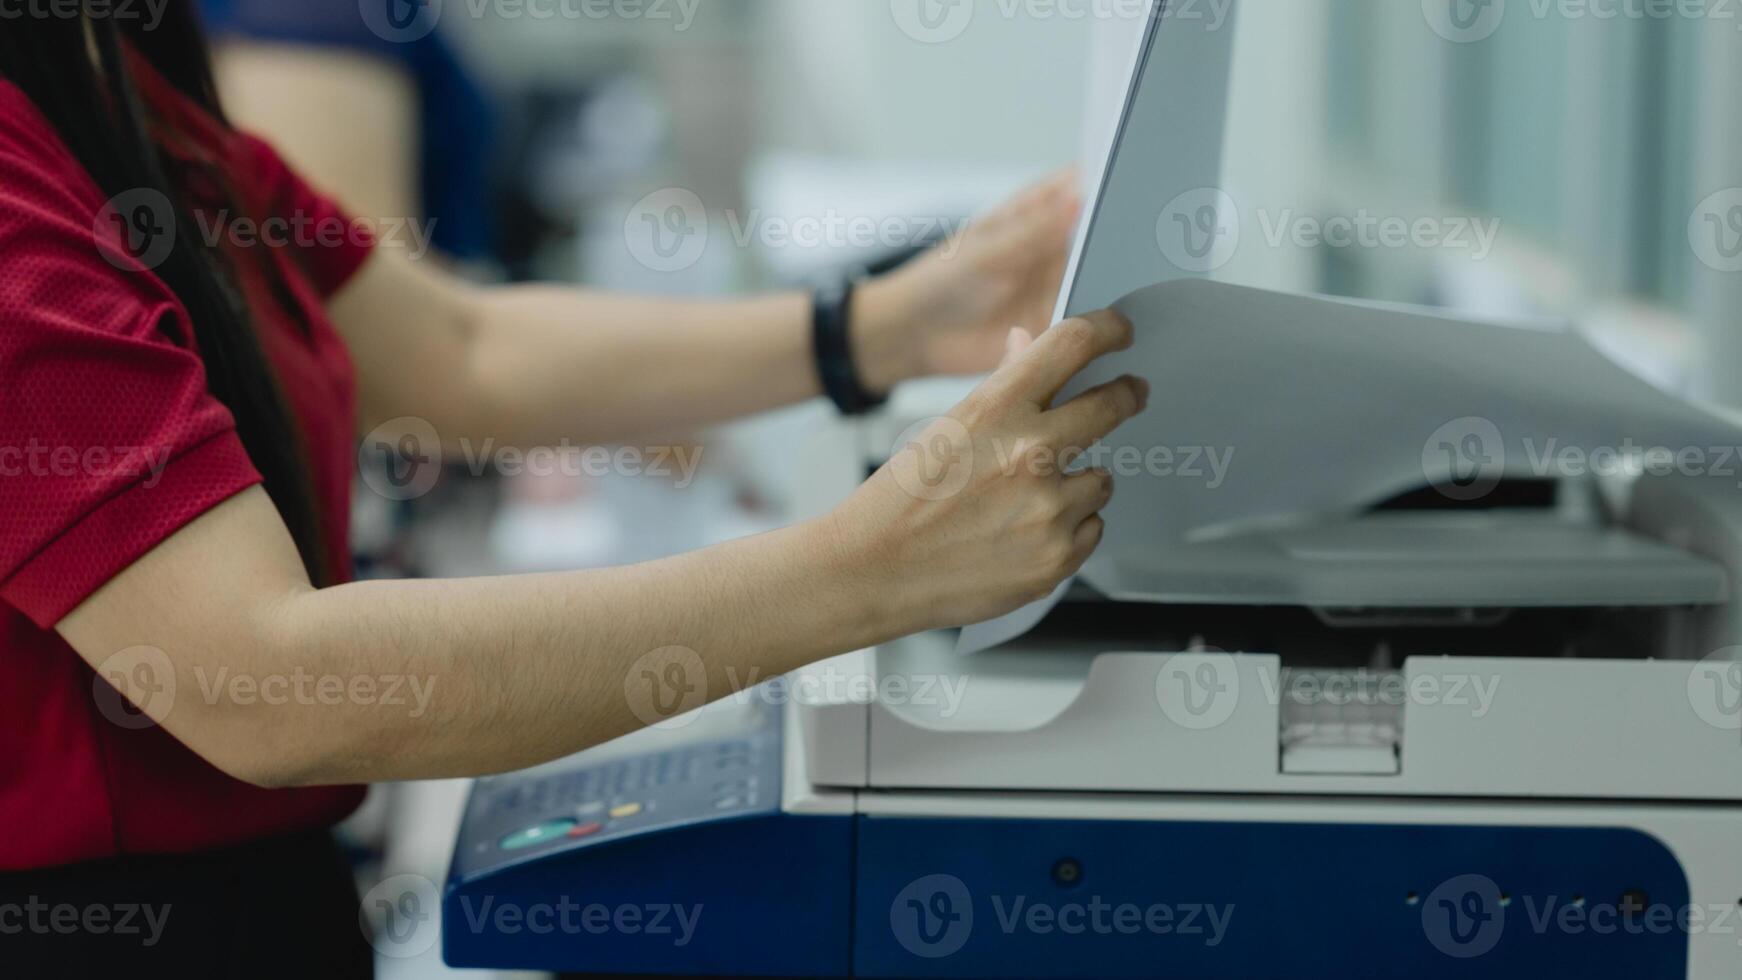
[500,819,577,851]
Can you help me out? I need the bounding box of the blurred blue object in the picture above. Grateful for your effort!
[198,0,498,261]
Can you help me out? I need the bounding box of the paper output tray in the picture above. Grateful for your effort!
[1094,511,1730,609]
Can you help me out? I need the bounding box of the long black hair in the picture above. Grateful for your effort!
[0,3,330,585]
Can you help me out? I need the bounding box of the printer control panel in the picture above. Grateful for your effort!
[451,698,783,879]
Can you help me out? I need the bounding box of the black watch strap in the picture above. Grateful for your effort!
[813,280,890,416]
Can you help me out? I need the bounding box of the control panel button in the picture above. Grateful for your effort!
[500,819,576,851]
[609,802,643,820]
[567,822,604,839]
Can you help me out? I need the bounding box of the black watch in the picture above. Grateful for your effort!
[812,279,890,416]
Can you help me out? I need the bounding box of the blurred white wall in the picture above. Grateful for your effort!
[1218,0,1332,295]
[1692,29,1742,407]
[755,0,1093,168]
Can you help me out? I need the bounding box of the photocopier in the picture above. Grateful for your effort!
[444,4,1742,977]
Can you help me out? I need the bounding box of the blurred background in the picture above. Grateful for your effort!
[193,0,1740,974]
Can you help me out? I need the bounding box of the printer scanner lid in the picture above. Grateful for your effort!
[959,280,1741,653]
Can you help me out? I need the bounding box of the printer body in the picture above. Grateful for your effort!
[444,282,1742,979]
[446,4,1739,974]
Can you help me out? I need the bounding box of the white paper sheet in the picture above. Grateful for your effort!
[958,279,1742,653]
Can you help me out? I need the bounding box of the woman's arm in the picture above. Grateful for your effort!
[63,486,887,786]
[57,311,1145,788]
[328,174,1080,447]
[211,41,420,225]
[333,253,835,447]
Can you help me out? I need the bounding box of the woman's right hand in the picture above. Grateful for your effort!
[826,309,1149,635]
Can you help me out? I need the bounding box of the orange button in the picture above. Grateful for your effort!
[567,822,604,839]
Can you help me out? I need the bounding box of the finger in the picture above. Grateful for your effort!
[1019,174,1082,246]
[1009,169,1076,216]
[1045,375,1150,448]
[981,170,1082,248]
[1004,309,1135,407]
[1067,515,1107,574]
[1001,328,1036,368]
[1060,468,1115,526]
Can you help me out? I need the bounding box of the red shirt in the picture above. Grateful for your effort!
[0,63,372,868]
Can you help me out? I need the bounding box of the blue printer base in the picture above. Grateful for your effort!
[853,816,1689,979]
[447,811,1689,979]
[445,810,854,976]
[445,704,1691,978]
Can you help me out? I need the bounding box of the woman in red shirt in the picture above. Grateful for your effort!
[0,5,1146,975]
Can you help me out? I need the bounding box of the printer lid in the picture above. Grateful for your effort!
[960,280,1742,652]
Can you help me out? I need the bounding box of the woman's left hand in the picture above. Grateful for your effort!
[853,170,1083,390]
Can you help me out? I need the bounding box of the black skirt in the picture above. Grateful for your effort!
[0,828,372,978]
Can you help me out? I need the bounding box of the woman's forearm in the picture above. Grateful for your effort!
[62,489,897,789]
[260,513,888,786]
[329,248,920,450]
[465,287,814,445]
[462,282,913,446]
